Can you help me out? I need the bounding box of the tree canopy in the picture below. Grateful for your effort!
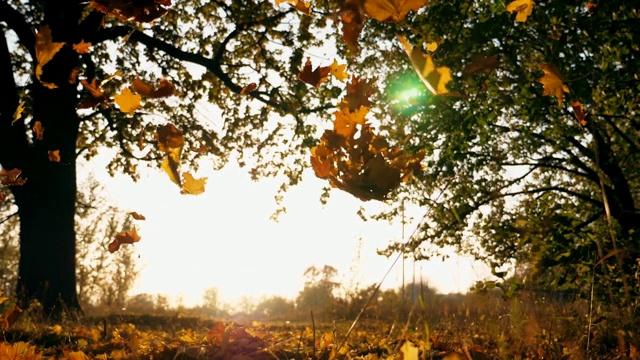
[1,0,638,316]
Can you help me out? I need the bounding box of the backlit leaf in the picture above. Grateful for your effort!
[34,121,44,141]
[181,173,207,195]
[338,0,366,51]
[364,0,428,22]
[538,64,569,106]
[108,228,141,253]
[132,77,176,98]
[329,60,349,82]
[114,88,142,114]
[0,168,27,186]
[73,40,92,54]
[297,58,331,87]
[12,102,25,124]
[571,100,587,128]
[240,83,258,94]
[506,0,534,22]
[130,212,146,220]
[398,35,451,95]
[48,150,61,163]
[34,25,65,88]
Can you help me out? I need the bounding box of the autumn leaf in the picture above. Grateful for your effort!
[506,0,534,22]
[329,60,349,82]
[73,40,92,54]
[181,173,207,195]
[0,290,7,305]
[132,77,176,98]
[130,212,146,220]
[538,64,569,106]
[0,168,27,186]
[425,41,438,52]
[90,0,171,23]
[340,76,376,111]
[297,58,331,87]
[156,124,185,185]
[114,88,142,114]
[12,102,25,125]
[34,25,65,89]
[275,0,311,15]
[463,55,499,75]
[240,82,258,95]
[338,0,366,50]
[2,307,23,330]
[400,341,419,360]
[398,35,451,95]
[48,150,61,163]
[571,100,587,128]
[364,0,428,22]
[108,228,141,253]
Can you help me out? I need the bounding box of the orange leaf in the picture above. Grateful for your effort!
[240,82,258,95]
[398,35,451,95]
[364,0,428,22]
[338,0,366,51]
[73,40,92,54]
[114,88,142,114]
[297,58,331,87]
[538,64,569,106]
[108,228,141,253]
[0,168,27,186]
[130,212,146,220]
[571,100,587,128]
[506,0,534,22]
[48,150,61,162]
[34,25,65,88]
[12,102,25,125]
[462,55,499,75]
[132,77,176,98]
[181,173,207,195]
[340,76,376,111]
[1,307,23,330]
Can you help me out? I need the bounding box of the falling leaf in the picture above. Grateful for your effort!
[73,40,92,54]
[130,212,146,220]
[398,35,452,95]
[538,63,569,106]
[587,2,597,13]
[338,0,366,50]
[506,0,534,22]
[34,25,65,89]
[240,83,258,95]
[132,77,176,98]
[463,55,499,75]
[329,60,349,82]
[181,173,207,195]
[275,0,311,15]
[12,102,25,124]
[364,0,428,22]
[425,41,438,52]
[571,100,587,128]
[108,228,141,253]
[156,124,185,186]
[297,58,331,87]
[0,168,27,186]
[339,76,376,110]
[48,150,61,162]
[90,0,171,23]
[114,88,142,114]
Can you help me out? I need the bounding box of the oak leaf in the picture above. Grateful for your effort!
[297,58,331,87]
[108,228,141,253]
[114,88,142,114]
[34,25,65,89]
[48,150,61,163]
[181,173,207,195]
[506,0,534,22]
[73,40,92,54]
[398,35,451,95]
[132,77,176,98]
[364,0,428,22]
[0,168,27,186]
[538,64,569,106]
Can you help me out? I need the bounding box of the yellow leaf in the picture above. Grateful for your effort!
[275,0,311,14]
[114,88,142,115]
[400,341,419,360]
[161,156,181,185]
[329,59,349,82]
[33,121,45,140]
[181,173,207,195]
[506,0,534,22]
[73,40,92,54]
[52,325,63,335]
[538,64,569,106]
[48,150,61,163]
[398,35,451,95]
[425,41,438,52]
[364,0,428,22]
[35,25,65,88]
[12,102,25,124]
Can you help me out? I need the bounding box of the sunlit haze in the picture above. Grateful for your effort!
[83,156,492,310]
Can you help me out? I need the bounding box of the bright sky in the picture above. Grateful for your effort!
[84,154,492,309]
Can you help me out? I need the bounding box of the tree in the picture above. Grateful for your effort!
[296,265,339,319]
[200,287,220,317]
[356,1,640,304]
[0,0,333,316]
[253,295,294,319]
